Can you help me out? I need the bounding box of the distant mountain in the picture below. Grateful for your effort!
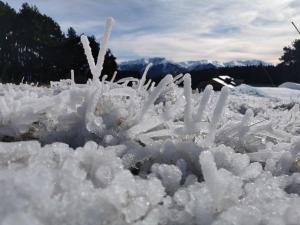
[223,60,270,67]
[118,57,186,77]
[118,57,271,77]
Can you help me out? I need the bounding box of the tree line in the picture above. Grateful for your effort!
[0,1,300,86]
[0,1,117,83]
[190,38,300,88]
[116,38,300,88]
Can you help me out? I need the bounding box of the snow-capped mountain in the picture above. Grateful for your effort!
[118,57,186,77]
[178,60,225,71]
[118,57,271,77]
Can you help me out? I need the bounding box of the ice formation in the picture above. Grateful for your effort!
[0,17,300,225]
[81,17,114,82]
[183,74,193,133]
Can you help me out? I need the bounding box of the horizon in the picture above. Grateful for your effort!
[116,56,272,65]
[8,0,300,64]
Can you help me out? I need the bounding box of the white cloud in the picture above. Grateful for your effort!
[9,0,300,63]
[59,20,104,33]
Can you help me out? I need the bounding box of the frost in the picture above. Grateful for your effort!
[80,35,96,77]
[138,63,152,91]
[199,151,223,206]
[205,86,229,145]
[70,69,75,85]
[151,163,182,194]
[139,74,173,120]
[81,17,114,82]
[183,74,193,133]
[194,84,213,123]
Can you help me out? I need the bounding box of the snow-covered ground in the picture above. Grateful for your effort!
[0,76,299,225]
[1,17,300,225]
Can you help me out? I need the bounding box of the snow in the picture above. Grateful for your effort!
[0,17,300,225]
[234,84,300,100]
[0,74,299,225]
[212,77,235,88]
[279,82,300,91]
[256,87,300,100]
[119,58,271,72]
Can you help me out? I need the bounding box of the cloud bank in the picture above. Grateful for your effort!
[9,0,300,63]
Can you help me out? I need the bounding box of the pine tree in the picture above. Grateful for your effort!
[0,2,17,82]
[0,1,117,83]
[279,39,300,66]
[279,39,300,82]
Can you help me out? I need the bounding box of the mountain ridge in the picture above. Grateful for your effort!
[118,57,271,77]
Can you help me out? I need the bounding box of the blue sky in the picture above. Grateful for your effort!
[8,0,300,63]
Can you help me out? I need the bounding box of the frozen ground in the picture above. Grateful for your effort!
[0,76,299,225]
[1,17,300,225]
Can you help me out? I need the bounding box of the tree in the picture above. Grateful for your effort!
[67,27,77,39]
[0,2,17,82]
[0,1,117,83]
[279,39,300,66]
[279,39,300,82]
[14,3,65,82]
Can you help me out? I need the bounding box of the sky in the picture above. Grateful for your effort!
[7,0,300,64]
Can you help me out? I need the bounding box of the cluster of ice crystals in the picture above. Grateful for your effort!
[81,17,114,82]
[0,17,300,224]
[0,75,299,224]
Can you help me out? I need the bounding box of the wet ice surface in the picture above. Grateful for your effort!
[0,78,300,225]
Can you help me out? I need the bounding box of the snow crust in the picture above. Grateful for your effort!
[0,75,299,225]
[279,82,300,91]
